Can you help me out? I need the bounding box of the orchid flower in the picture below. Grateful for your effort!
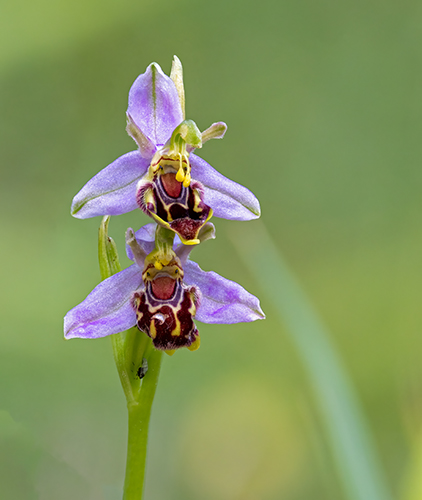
[70,56,260,244]
[64,223,265,354]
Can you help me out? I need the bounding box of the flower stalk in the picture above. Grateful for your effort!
[124,348,163,500]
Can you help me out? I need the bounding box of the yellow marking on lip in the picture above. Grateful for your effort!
[179,236,200,245]
[191,188,203,213]
[171,318,182,337]
[149,321,157,339]
[205,208,213,223]
[149,212,171,231]
[144,187,156,210]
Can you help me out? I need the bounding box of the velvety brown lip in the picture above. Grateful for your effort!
[160,173,182,198]
[151,276,176,300]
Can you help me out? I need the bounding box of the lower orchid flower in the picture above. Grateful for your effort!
[64,223,265,354]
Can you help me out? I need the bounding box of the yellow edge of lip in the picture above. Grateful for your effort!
[181,238,200,246]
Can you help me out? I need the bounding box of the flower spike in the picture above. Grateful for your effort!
[64,55,265,497]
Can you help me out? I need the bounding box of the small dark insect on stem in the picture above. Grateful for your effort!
[137,358,148,379]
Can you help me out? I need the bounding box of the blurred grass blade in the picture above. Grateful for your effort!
[231,220,393,500]
[401,432,422,500]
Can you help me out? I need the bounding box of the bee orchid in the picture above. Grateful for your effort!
[64,223,265,354]
[71,57,260,244]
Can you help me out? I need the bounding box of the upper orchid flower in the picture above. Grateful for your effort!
[64,223,265,354]
[70,56,261,244]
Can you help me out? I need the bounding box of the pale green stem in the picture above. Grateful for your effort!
[123,348,163,500]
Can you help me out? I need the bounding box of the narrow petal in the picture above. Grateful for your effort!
[187,122,228,153]
[126,223,156,260]
[125,228,147,268]
[201,121,227,143]
[128,63,183,147]
[126,113,157,158]
[125,223,186,261]
[64,265,142,339]
[183,260,265,324]
[189,154,261,220]
[71,151,149,219]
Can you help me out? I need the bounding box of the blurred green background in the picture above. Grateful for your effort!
[1,0,422,498]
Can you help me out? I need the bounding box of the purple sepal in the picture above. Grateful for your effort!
[189,154,261,221]
[64,265,142,339]
[71,151,149,219]
[183,260,265,324]
[128,63,183,147]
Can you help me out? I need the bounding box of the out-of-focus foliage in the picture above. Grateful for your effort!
[1,0,422,498]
